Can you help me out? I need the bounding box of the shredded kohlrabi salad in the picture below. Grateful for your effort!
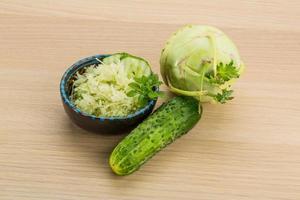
[70,53,154,117]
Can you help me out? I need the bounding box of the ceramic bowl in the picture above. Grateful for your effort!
[60,54,157,134]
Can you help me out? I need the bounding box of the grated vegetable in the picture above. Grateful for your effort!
[70,54,151,117]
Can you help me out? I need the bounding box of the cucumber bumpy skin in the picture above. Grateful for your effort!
[109,96,202,175]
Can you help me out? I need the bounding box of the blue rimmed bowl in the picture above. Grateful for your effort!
[60,54,157,134]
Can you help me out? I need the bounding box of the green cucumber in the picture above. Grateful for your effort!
[109,96,202,175]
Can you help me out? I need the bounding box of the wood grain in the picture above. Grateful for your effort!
[1,0,300,199]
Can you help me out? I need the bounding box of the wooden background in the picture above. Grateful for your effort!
[1,0,300,199]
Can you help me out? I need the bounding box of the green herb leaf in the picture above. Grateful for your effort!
[126,90,137,97]
[214,89,234,104]
[206,60,240,85]
[127,73,163,107]
[128,82,141,91]
[148,91,159,99]
[138,95,148,107]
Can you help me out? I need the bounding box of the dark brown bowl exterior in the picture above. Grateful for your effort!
[60,54,157,134]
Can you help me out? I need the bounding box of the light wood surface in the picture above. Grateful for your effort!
[1,1,300,199]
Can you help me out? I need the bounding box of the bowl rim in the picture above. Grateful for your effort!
[60,54,157,121]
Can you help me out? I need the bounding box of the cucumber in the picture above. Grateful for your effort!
[109,96,202,175]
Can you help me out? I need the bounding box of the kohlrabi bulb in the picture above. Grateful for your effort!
[160,25,244,103]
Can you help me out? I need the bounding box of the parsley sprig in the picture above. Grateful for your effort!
[205,60,240,104]
[206,60,240,85]
[127,74,164,107]
[213,89,234,104]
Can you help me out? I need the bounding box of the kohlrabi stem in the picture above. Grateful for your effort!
[206,33,217,77]
[169,84,204,114]
[199,68,206,102]
[198,33,217,102]
[168,82,207,97]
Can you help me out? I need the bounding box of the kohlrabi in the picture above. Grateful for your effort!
[160,25,244,104]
